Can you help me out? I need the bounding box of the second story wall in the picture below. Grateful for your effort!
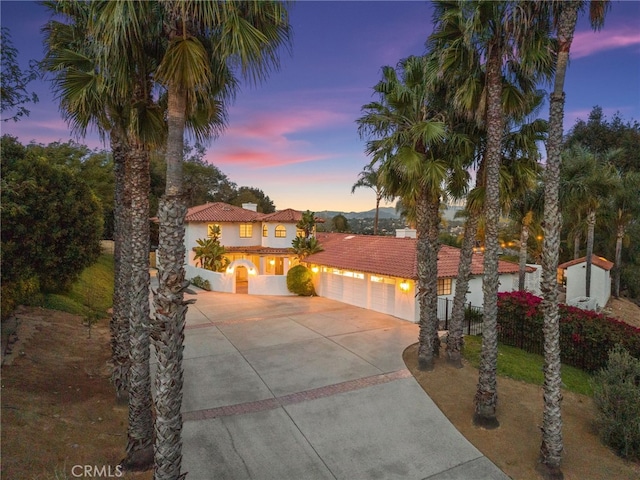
[261,221,300,249]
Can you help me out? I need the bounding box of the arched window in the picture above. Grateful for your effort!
[262,224,268,237]
[275,225,287,238]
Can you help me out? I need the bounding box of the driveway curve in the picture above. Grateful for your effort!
[177,289,509,480]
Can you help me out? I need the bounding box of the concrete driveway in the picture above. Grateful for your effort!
[176,289,509,480]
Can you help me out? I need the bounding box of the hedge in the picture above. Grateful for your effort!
[496,291,640,372]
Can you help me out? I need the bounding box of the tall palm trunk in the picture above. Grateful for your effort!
[474,47,502,429]
[416,190,441,370]
[152,85,190,480]
[573,231,581,259]
[518,212,532,291]
[110,129,132,402]
[446,212,480,367]
[374,195,380,235]
[538,3,580,477]
[122,142,154,471]
[614,223,624,298]
[585,209,596,297]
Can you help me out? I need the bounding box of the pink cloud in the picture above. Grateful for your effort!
[571,27,640,59]
[206,148,332,169]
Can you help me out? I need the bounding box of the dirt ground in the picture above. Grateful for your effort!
[1,307,153,480]
[604,296,640,328]
[1,300,638,480]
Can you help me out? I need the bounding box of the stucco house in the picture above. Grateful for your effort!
[182,202,534,323]
[558,255,614,311]
[183,202,312,295]
[302,231,530,323]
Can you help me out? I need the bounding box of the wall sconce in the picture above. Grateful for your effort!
[311,266,319,273]
[399,280,410,292]
[248,268,256,275]
[269,259,275,266]
[226,267,234,274]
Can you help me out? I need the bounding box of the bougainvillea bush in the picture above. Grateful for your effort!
[497,291,640,372]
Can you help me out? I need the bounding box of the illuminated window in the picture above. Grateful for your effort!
[275,225,287,238]
[296,228,305,237]
[239,224,253,238]
[207,224,221,238]
[262,224,268,237]
[437,278,452,295]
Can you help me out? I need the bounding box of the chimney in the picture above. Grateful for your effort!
[395,228,417,239]
[242,203,258,212]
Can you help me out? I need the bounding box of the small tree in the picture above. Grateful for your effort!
[331,214,350,232]
[192,226,229,272]
[286,265,315,296]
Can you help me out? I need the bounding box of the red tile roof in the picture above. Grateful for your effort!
[260,208,303,223]
[306,233,525,280]
[558,255,614,271]
[185,202,262,222]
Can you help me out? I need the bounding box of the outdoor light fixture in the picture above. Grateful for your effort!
[226,267,234,274]
[399,280,410,292]
[311,266,319,273]
[248,268,256,275]
[269,259,275,266]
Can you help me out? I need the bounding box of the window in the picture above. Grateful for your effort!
[207,224,221,238]
[275,225,287,238]
[262,224,268,237]
[239,224,253,238]
[437,278,452,296]
[296,228,305,238]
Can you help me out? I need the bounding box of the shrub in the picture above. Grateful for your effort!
[496,291,640,372]
[0,275,41,320]
[286,265,315,296]
[591,346,640,460]
[190,275,211,291]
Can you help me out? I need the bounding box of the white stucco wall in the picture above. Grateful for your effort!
[565,263,611,309]
[185,265,234,293]
[185,221,261,255]
[249,275,293,296]
[261,222,299,249]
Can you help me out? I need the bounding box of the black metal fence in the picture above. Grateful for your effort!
[438,297,484,336]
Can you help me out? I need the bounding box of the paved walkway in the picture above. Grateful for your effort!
[171,288,508,480]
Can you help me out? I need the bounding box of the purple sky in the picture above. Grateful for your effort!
[2,1,639,212]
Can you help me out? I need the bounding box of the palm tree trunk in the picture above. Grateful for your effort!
[122,143,154,471]
[474,46,502,429]
[416,190,441,370]
[573,231,581,260]
[446,212,480,368]
[585,209,596,297]
[518,217,531,291]
[538,4,579,477]
[614,224,624,298]
[152,85,190,480]
[110,129,131,402]
[374,195,380,235]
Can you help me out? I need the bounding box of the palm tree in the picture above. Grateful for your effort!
[560,145,617,297]
[510,182,544,291]
[429,1,553,424]
[610,171,640,298]
[351,164,392,235]
[42,2,165,469]
[151,3,291,477]
[539,1,610,476]
[358,55,471,371]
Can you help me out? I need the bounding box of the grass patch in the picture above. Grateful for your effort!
[43,254,114,319]
[462,335,594,396]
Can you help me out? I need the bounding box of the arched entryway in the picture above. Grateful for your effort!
[227,259,258,294]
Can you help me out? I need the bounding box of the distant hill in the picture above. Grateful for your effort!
[315,206,400,220]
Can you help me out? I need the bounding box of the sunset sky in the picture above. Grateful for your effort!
[2,1,639,212]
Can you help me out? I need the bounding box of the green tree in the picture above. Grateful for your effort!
[358,54,471,371]
[539,1,610,475]
[351,165,391,235]
[429,2,553,424]
[0,27,38,122]
[228,186,276,213]
[291,236,324,260]
[192,227,229,272]
[560,145,617,297]
[150,3,291,477]
[331,214,350,232]
[1,136,103,296]
[43,1,165,468]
